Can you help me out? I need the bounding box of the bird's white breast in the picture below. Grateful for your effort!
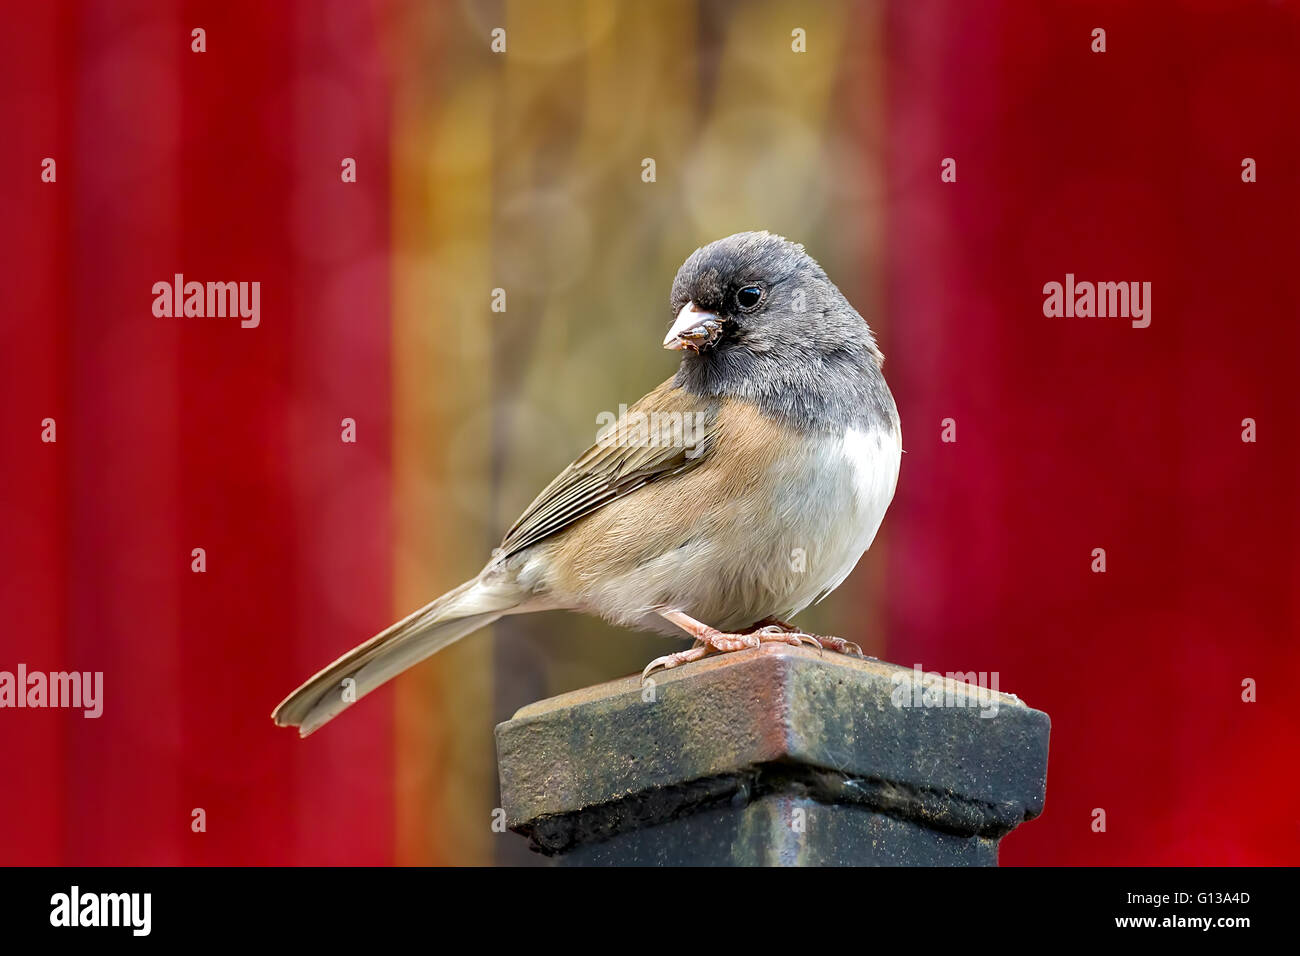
[792,421,902,609]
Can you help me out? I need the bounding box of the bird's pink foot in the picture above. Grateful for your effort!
[746,617,867,659]
[753,625,824,649]
[808,634,867,658]
[640,624,763,681]
[642,611,842,681]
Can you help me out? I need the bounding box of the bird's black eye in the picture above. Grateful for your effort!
[736,285,763,311]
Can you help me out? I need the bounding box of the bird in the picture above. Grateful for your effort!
[273,231,902,737]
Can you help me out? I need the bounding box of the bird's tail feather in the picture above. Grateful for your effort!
[272,577,514,737]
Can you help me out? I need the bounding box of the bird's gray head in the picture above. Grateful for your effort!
[666,231,882,365]
[665,232,892,432]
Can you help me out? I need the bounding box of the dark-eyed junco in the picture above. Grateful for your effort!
[274,232,901,736]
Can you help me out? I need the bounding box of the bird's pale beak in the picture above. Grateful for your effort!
[664,301,725,352]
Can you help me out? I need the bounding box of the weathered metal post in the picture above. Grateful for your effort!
[495,644,1049,865]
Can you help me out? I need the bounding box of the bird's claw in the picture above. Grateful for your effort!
[641,643,712,682]
[815,635,864,658]
[641,656,669,683]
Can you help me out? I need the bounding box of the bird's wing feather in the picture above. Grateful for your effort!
[499,378,719,558]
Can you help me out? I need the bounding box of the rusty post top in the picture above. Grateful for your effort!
[495,644,1050,857]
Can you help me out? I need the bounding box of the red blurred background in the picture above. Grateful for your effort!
[1,0,1296,865]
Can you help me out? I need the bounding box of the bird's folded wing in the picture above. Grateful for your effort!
[499,378,719,559]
